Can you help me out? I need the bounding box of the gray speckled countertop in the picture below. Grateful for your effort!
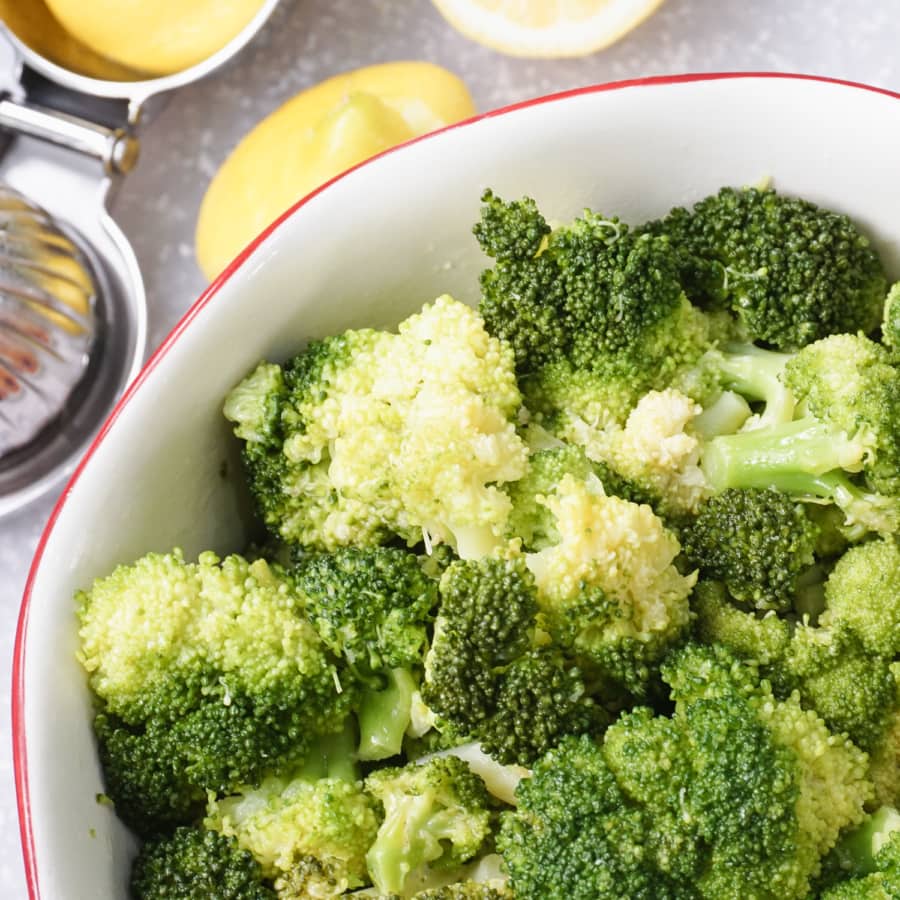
[2,0,900,893]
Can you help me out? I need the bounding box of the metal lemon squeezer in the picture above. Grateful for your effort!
[0,0,279,516]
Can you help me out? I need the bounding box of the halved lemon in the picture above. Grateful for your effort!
[196,62,475,280]
[431,0,665,57]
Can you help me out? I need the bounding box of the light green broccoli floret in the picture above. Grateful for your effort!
[819,537,900,657]
[365,757,494,897]
[224,295,528,559]
[524,473,695,696]
[205,730,378,900]
[564,387,711,516]
[818,807,900,899]
[702,333,900,534]
[78,550,349,835]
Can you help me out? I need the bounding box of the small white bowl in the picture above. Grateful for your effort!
[14,73,900,899]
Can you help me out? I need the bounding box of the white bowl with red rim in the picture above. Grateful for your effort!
[13,72,900,899]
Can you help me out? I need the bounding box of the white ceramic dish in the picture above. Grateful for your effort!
[13,73,900,899]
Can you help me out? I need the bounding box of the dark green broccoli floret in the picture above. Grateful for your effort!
[295,546,437,674]
[476,191,715,429]
[646,186,887,349]
[498,735,670,900]
[702,333,900,534]
[422,557,603,766]
[681,488,819,612]
[365,757,494,896]
[498,643,871,900]
[78,551,351,837]
[473,189,550,261]
[130,826,275,900]
[293,546,438,760]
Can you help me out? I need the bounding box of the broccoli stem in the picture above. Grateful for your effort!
[715,344,796,426]
[358,668,417,762]
[831,806,900,877]
[703,421,896,533]
[703,418,865,486]
[692,390,752,439]
[299,720,359,782]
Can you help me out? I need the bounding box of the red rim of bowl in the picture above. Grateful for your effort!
[13,70,900,899]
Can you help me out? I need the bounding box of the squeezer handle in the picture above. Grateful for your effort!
[0,96,138,174]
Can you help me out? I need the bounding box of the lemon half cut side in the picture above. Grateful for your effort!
[431,0,665,58]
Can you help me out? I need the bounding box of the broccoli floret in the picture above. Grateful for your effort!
[819,537,900,657]
[525,474,695,697]
[365,757,494,897]
[785,625,898,752]
[506,445,596,550]
[505,643,869,900]
[506,444,655,548]
[293,546,439,760]
[422,557,603,766]
[500,646,870,899]
[819,807,900,899]
[702,333,900,534]
[566,388,711,517]
[295,547,437,674]
[692,580,792,670]
[78,550,350,836]
[225,296,528,559]
[205,729,379,899]
[130,826,275,900]
[475,191,715,431]
[646,186,887,349]
[681,488,819,612]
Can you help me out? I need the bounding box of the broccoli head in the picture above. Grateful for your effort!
[205,730,378,900]
[224,295,528,559]
[500,644,872,900]
[681,488,819,612]
[819,537,900,657]
[785,625,899,752]
[78,550,350,835]
[646,186,887,349]
[365,756,494,897]
[422,556,603,766]
[475,191,715,430]
[130,826,275,900]
[525,474,695,696]
[295,546,437,674]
